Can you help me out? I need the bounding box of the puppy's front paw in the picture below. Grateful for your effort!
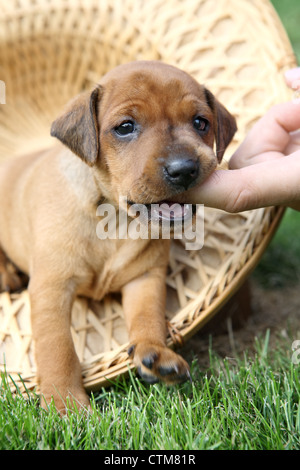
[128,343,191,385]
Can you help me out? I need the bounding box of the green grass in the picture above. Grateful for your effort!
[271,0,300,63]
[1,333,299,450]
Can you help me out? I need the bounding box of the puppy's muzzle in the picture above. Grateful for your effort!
[163,158,199,191]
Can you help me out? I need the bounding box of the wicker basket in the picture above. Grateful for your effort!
[0,0,296,394]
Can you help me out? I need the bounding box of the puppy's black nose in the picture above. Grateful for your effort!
[164,159,199,190]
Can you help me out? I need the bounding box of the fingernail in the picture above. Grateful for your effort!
[284,67,300,85]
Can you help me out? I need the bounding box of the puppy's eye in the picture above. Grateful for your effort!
[193,116,209,134]
[114,121,135,136]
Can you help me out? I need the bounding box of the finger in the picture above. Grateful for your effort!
[185,152,300,213]
[230,101,300,169]
[285,130,300,154]
[284,67,300,88]
[230,151,283,168]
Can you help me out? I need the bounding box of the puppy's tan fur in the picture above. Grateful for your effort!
[0,61,236,411]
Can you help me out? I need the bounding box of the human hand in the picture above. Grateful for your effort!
[184,68,300,212]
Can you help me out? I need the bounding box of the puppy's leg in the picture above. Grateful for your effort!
[29,275,89,412]
[0,246,26,292]
[122,267,190,384]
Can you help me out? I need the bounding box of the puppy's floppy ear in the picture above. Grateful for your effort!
[51,86,102,166]
[205,88,237,162]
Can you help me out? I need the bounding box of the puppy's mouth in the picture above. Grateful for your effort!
[127,200,196,223]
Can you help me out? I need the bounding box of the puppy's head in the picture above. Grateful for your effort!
[51,61,236,220]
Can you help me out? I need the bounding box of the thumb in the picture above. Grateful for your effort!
[184,152,300,213]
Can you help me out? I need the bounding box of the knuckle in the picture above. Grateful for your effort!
[223,186,258,213]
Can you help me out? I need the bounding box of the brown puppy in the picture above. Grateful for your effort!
[0,61,236,411]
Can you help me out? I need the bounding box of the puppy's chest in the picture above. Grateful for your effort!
[81,238,159,300]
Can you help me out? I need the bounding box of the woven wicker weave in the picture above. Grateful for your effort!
[0,0,296,393]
